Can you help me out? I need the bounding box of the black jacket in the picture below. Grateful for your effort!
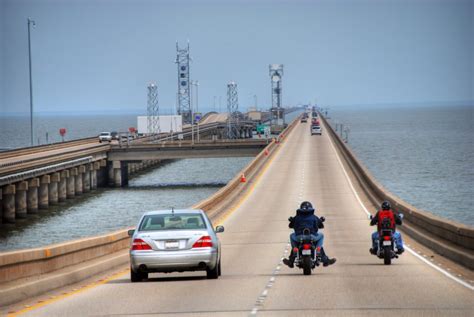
[289,208,324,235]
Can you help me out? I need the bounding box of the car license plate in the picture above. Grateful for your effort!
[302,249,311,255]
[165,241,179,249]
[382,241,391,246]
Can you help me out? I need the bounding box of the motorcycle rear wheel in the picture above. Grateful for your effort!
[383,246,392,265]
[303,256,312,275]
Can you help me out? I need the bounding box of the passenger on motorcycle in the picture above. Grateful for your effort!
[370,200,404,255]
[283,201,336,268]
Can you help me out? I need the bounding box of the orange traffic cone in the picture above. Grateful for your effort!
[240,174,247,183]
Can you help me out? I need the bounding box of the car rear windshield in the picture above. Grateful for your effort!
[100,132,110,136]
[139,214,207,231]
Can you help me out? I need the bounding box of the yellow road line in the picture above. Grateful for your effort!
[7,268,129,317]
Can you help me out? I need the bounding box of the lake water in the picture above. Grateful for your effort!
[327,104,473,226]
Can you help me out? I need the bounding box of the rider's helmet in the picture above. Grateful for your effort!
[298,201,315,215]
[300,201,313,210]
[381,201,391,210]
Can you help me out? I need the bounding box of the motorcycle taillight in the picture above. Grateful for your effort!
[383,236,391,241]
[303,244,312,250]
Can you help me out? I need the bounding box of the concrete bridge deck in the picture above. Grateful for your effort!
[4,114,472,316]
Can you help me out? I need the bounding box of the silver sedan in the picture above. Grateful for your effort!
[128,209,224,282]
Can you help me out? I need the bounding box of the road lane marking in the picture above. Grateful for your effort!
[325,125,474,291]
[7,268,130,317]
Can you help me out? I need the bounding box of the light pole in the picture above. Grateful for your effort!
[27,18,36,146]
[254,94,258,110]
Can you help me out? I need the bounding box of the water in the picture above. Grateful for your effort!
[0,114,138,149]
[0,157,251,252]
[328,104,474,226]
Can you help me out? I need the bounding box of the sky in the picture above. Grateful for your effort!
[0,0,473,115]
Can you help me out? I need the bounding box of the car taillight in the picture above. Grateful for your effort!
[383,236,391,241]
[131,238,152,250]
[192,236,213,248]
[303,244,312,250]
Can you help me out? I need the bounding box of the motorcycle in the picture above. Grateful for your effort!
[293,228,322,275]
[370,214,404,265]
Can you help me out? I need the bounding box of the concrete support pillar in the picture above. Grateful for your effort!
[0,188,3,224]
[39,175,50,210]
[90,162,99,190]
[76,166,85,195]
[49,173,60,205]
[113,161,122,188]
[15,181,28,219]
[83,165,91,193]
[107,161,115,187]
[2,185,16,223]
[59,170,68,202]
[27,178,39,214]
[67,168,77,199]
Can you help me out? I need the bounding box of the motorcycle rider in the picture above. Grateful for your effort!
[370,200,404,255]
[283,201,336,268]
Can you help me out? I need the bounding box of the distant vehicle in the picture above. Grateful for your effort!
[128,209,224,282]
[312,112,318,118]
[311,118,320,125]
[311,125,322,135]
[98,132,112,142]
[301,117,308,123]
[111,131,119,140]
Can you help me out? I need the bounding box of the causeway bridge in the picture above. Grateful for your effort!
[0,113,473,315]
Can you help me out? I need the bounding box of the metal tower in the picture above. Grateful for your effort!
[227,81,239,139]
[147,83,159,135]
[176,42,192,123]
[269,64,284,128]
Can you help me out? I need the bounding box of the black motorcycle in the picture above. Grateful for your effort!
[293,228,322,275]
[370,215,403,265]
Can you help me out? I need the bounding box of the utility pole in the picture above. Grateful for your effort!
[27,18,36,146]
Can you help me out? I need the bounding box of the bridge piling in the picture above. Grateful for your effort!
[83,165,91,193]
[39,175,50,210]
[67,168,76,199]
[75,166,84,195]
[27,178,39,213]
[15,181,28,219]
[0,188,3,224]
[90,163,99,190]
[58,171,68,202]
[112,161,122,187]
[49,173,60,205]
[3,184,16,223]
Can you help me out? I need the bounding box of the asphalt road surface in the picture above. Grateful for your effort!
[13,120,474,316]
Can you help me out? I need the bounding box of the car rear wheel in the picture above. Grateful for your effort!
[131,267,148,282]
[207,262,219,279]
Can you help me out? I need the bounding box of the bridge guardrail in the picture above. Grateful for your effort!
[0,114,301,305]
[320,113,474,269]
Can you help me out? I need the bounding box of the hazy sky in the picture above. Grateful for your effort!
[0,0,472,115]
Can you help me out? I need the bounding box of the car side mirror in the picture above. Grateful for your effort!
[215,226,224,233]
[399,213,404,219]
[127,229,135,237]
[369,215,373,220]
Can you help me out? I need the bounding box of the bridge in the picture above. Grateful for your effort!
[0,114,472,316]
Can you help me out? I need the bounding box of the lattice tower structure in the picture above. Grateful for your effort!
[147,83,159,135]
[227,81,239,139]
[176,42,192,124]
[269,64,284,125]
